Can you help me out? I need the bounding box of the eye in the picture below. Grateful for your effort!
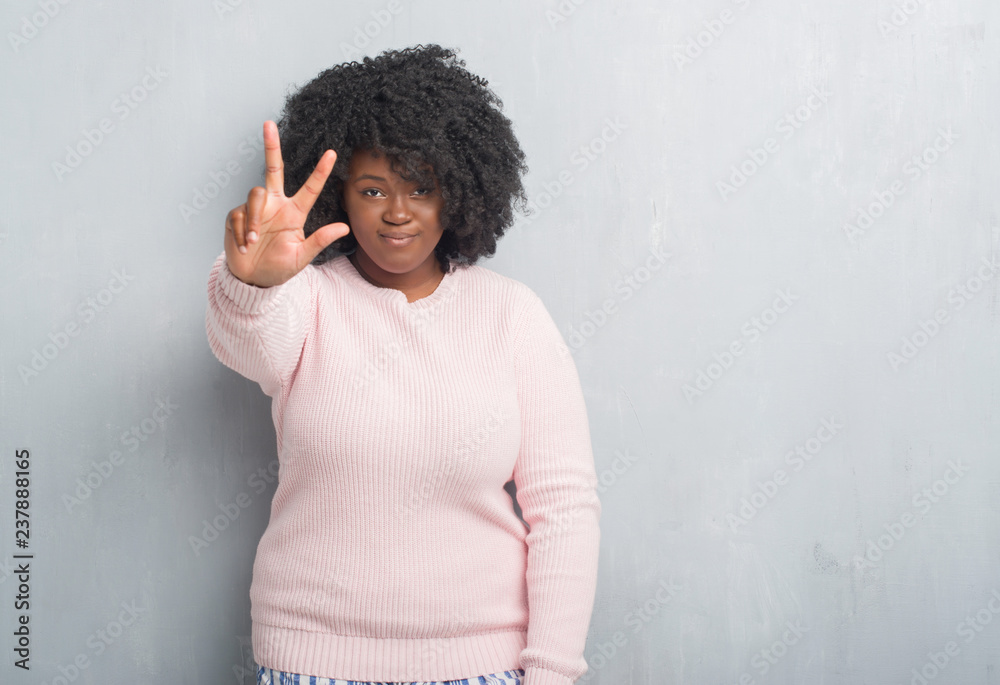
[361,188,384,198]
[413,187,433,196]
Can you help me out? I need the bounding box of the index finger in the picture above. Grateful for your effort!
[263,120,284,196]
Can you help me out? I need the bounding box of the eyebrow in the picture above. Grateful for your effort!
[353,174,387,182]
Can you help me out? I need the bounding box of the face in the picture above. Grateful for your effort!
[341,148,445,279]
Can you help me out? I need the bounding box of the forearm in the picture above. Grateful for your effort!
[205,249,315,397]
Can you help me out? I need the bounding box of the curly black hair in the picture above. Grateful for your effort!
[273,44,529,273]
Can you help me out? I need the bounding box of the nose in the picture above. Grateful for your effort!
[382,192,413,225]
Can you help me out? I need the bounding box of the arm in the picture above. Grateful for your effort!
[512,291,602,685]
[205,120,347,396]
[205,249,315,398]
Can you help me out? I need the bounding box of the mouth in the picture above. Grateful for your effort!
[379,232,418,247]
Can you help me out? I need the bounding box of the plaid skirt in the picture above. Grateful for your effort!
[256,664,525,685]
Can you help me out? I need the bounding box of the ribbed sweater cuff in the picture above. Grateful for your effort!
[215,253,307,315]
[523,665,580,685]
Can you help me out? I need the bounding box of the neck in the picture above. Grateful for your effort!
[348,250,444,295]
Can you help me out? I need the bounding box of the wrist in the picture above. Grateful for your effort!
[226,260,272,288]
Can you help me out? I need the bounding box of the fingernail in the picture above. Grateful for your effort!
[239,245,247,254]
[248,231,258,242]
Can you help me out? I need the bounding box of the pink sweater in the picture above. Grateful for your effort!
[204,249,602,685]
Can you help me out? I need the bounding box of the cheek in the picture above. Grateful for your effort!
[343,200,373,227]
[420,201,445,228]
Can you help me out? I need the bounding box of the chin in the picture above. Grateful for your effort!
[368,249,432,272]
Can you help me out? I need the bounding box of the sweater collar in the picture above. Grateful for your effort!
[329,253,463,311]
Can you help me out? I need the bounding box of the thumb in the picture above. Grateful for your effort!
[300,221,351,264]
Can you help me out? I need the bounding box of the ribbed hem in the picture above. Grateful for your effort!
[253,621,525,682]
[523,665,579,685]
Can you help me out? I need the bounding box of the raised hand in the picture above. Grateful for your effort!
[224,120,350,288]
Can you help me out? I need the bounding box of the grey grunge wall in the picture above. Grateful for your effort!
[2,0,999,683]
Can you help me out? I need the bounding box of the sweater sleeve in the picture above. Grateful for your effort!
[204,250,316,398]
[512,291,602,685]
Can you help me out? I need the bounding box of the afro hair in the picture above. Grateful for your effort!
[273,43,529,273]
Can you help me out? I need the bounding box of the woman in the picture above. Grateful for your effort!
[205,44,601,685]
